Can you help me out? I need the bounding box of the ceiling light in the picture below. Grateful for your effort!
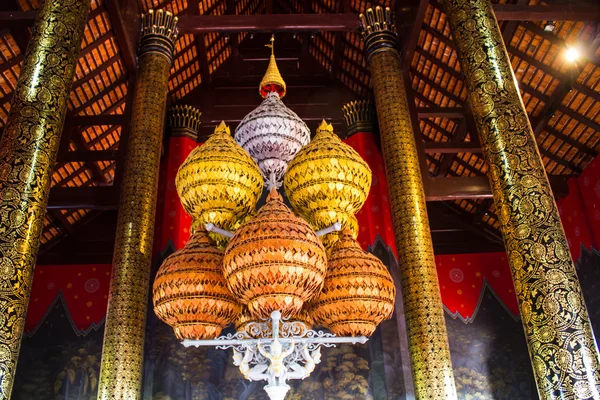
[565,47,581,63]
[544,21,556,32]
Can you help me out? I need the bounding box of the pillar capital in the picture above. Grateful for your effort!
[358,6,399,60]
[342,100,375,138]
[139,9,179,63]
[168,105,202,141]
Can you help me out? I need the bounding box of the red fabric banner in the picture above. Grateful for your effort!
[154,136,197,253]
[25,264,111,334]
[344,132,397,255]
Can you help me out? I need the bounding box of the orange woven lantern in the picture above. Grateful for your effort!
[153,229,241,340]
[310,229,396,337]
[223,189,327,319]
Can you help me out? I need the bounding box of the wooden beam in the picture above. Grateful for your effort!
[0,11,36,22]
[423,139,481,154]
[417,106,464,119]
[70,114,125,126]
[436,119,469,176]
[70,125,109,185]
[424,175,569,201]
[104,0,139,75]
[401,0,429,69]
[58,150,118,162]
[47,187,119,210]
[48,209,74,235]
[491,4,600,22]
[177,13,360,33]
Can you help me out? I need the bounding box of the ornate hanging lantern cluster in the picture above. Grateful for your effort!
[152,38,394,400]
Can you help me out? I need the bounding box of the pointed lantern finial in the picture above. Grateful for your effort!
[316,120,334,135]
[214,121,231,136]
[259,35,287,98]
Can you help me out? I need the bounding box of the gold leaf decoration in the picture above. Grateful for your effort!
[176,121,263,233]
[284,120,371,248]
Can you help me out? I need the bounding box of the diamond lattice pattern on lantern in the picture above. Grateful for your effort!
[284,120,372,248]
[176,121,263,246]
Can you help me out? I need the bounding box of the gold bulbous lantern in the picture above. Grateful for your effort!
[284,120,371,246]
[223,189,327,319]
[153,229,241,340]
[310,230,396,337]
[176,121,263,233]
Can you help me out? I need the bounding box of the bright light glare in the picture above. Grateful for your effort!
[565,47,581,63]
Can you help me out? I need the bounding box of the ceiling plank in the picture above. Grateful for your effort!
[417,106,464,119]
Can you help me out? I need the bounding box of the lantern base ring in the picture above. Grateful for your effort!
[182,310,368,400]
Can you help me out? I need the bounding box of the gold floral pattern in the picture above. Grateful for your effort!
[359,6,457,400]
[97,9,178,400]
[443,0,600,398]
[0,0,90,397]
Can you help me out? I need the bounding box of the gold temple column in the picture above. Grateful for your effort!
[359,8,457,399]
[0,0,90,397]
[98,10,178,399]
[442,0,600,398]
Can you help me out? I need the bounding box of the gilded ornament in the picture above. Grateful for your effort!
[0,0,90,397]
[310,230,395,337]
[169,105,202,140]
[360,6,457,399]
[223,189,327,319]
[259,36,286,98]
[176,121,263,233]
[235,307,314,338]
[190,209,256,249]
[342,99,375,138]
[443,0,600,397]
[99,9,179,399]
[153,229,241,340]
[235,37,310,189]
[284,120,371,247]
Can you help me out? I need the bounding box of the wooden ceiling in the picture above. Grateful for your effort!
[0,0,599,262]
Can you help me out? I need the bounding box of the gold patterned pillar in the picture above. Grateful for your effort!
[98,9,178,399]
[359,7,457,399]
[0,1,90,397]
[442,0,600,398]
